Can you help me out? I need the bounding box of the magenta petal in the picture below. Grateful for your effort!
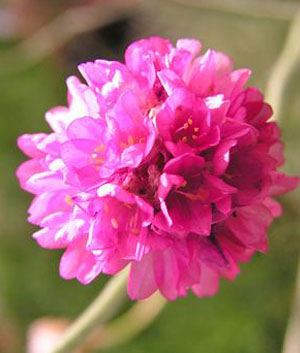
[229,69,251,99]
[213,140,237,176]
[165,194,212,236]
[128,255,157,300]
[158,173,186,202]
[26,171,64,194]
[192,264,219,297]
[176,38,202,57]
[59,236,102,284]
[153,248,180,300]
[269,172,299,195]
[88,214,118,251]
[164,153,205,177]
[155,103,174,141]
[263,197,282,218]
[157,69,186,96]
[45,106,71,134]
[226,204,272,252]
[187,49,215,97]
[33,228,67,249]
[66,117,106,141]
[61,139,96,169]
[125,41,156,90]
[121,145,144,168]
[17,133,48,158]
[16,159,44,191]
[28,191,69,225]
[76,256,103,285]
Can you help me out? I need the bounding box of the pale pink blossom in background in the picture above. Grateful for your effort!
[17,37,298,300]
[27,318,76,353]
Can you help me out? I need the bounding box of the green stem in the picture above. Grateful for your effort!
[50,267,129,353]
[282,256,300,353]
[266,9,300,122]
[87,292,167,351]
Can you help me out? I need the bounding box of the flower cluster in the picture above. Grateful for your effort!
[17,37,298,300]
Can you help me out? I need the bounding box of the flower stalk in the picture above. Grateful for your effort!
[50,267,129,353]
[84,292,167,351]
[266,8,300,121]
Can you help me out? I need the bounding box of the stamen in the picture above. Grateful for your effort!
[131,228,140,235]
[92,145,106,170]
[111,218,119,229]
[95,144,105,152]
[120,136,135,149]
[64,195,73,206]
[188,118,193,125]
[194,127,199,132]
[124,203,133,209]
[128,135,134,146]
[182,136,188,143]
[183,123,189,130]
[129,215,138,229]
[192,135,198,140]
[95,158,105,166]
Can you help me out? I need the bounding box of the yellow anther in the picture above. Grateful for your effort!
[128,135,134,146]
[185,193,198,201]
[95,144,105,152]
[182,136,188,143]
[195,188,209,201]
[129,216,137,229]
[131,228,140,235]
[120,136,136,149]
[104,204,109,213]
[188,118,193,125]
[92,144,106,169]
[111,218,119,229]
[124,203,133,209]
[95,158,104,165]
[65,195,73,206]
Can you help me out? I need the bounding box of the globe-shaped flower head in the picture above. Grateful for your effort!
[17,37,298,300]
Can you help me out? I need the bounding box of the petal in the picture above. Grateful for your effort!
[157,69,186,96]
[17,134,48,158]
[66,117,107,141]
[192,264,219,297]
[153,247,180,300]
[213,140,237,176]
[16,159,44,191]
[269,172,299,195]
[128,255,157,300]
[176,38,202,57]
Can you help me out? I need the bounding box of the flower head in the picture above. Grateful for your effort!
[17,37,298,300]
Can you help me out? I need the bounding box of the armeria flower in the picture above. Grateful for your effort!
[17,36,298,300]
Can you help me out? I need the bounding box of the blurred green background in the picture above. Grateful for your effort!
[0,0,299,352]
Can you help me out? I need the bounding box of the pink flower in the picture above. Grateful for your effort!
[17,36,298,300]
